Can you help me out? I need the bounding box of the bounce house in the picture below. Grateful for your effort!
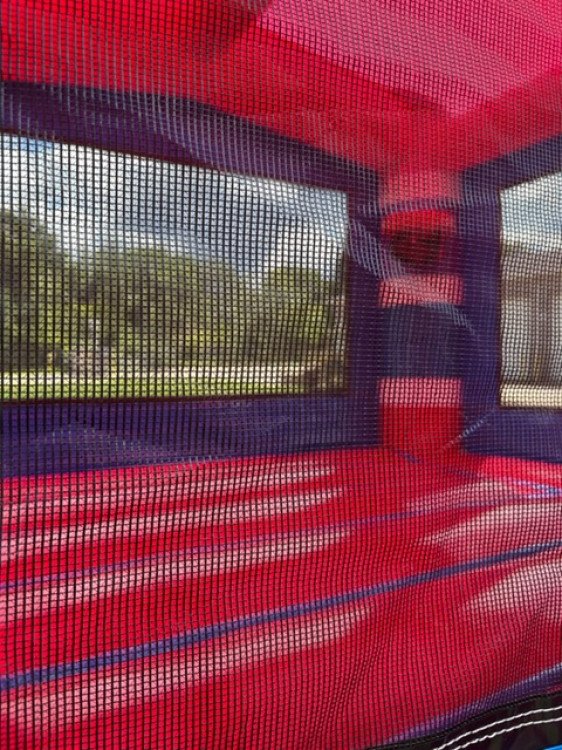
[2,1,562,748]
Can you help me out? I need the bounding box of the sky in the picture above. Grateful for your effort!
[4,133,561,272]
[0,134,347,280]
[501,171,562,250]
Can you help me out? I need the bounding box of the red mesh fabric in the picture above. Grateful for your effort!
[2,2,562,748]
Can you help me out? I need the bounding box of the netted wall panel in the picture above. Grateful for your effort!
[2,2,562,749]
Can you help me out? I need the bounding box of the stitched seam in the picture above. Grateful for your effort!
[433,707,562,750]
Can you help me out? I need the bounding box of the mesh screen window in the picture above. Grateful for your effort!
[501,171,562,408]
[1,135,348,401]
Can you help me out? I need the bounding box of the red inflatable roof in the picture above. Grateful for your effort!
[3,0,562,171]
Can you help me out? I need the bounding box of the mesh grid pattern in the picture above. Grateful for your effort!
[2,1,562,748]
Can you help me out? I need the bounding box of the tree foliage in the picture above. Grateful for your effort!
[1,210,345,386]
[1,209,86,370]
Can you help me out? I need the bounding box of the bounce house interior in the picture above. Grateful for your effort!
[2,1,562,748]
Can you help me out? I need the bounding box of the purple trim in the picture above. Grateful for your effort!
[461,134,562,463]
[379,305,462,377]
[1,83,380,476]
[1,82,376,198]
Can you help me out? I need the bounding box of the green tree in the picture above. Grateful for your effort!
[263,266,333,304]
[249,266,337,362]
[0,210,86,372]
[90,247,246,368]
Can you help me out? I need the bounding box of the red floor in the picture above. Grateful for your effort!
[2,448,562,748]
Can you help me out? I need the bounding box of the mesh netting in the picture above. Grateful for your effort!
[2,1,562,748]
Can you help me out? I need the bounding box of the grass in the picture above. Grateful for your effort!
[1,372,308,400]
